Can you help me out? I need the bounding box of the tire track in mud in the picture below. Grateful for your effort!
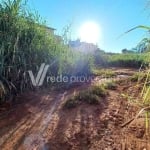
[11,92,66,150]
[0,92,67,150]
[18,91,67,150]
[0,96,49,149]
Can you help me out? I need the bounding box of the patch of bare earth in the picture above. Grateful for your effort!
[0,68,149,150]
[44,82,150,150]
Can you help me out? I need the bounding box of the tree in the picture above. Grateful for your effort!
[122,48,134,54]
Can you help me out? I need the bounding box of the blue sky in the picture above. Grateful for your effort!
[28,0,150,52]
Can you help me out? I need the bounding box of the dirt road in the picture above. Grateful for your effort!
[0,68,149,150]
[0,90,69,150]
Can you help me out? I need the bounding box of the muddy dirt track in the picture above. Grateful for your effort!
[0,68,150,150]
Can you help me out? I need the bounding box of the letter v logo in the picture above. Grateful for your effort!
[28,63,49,86]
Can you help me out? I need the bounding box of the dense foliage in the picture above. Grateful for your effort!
[0,0,92,103]
[94,50,150,68]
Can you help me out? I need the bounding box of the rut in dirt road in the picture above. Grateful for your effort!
[22,91,67,150]
[0,91,67,150]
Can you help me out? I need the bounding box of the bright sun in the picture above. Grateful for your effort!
[78,21,101,44]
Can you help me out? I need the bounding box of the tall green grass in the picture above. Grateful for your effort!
[94,52,150,68]
[106,53,150,68]
[0,0,93,103]
[119,25,150,135]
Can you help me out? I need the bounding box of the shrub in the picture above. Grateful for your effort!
[64,85,107,109]
[76,90,100,104]
[64,97,78,109]
[85,94,100,104]
[104,81,117,90]
[90,85,107,97]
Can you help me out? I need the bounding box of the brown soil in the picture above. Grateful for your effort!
[0,68,149,150]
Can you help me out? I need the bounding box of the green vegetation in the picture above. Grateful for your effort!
[103,81,117,90]
[94,51,150,68]
[123,26,150,128]
[0,0,93,103]
[92,68,116,78]
[130,72,150,83]
[137,69,150,135]
[123,69,150,134]
[106,53,150,68]
[90,84,107,97]
[64,85,107,109]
